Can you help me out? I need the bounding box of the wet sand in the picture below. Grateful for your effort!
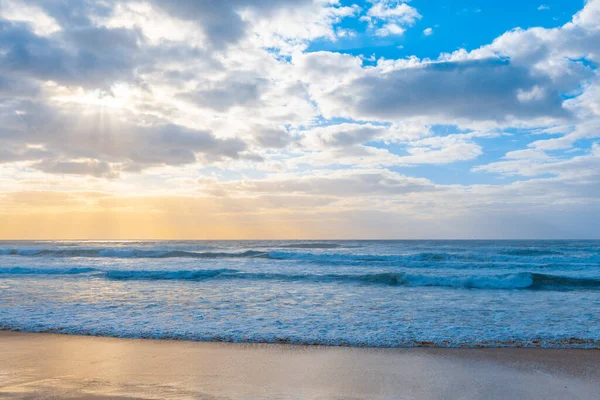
[0,331,598,399]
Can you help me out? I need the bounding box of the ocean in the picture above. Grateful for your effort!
[0,240,599,348]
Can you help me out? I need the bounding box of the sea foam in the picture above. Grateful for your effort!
[0,240,599,348]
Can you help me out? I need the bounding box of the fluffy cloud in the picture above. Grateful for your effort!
[144,0,314,47]
[302,57,568,122]
[178,74,267,112]
[474,143,600,178]
[361,0,421,37]
[0,100,251,171]
[0,19,142,88]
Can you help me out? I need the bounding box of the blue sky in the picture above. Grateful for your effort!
[311,0,584,58]
[0,0,599,239]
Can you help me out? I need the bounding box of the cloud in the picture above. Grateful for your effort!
[361,0,421,37]
[31,159,120,178]
[474,143,600,178]
[252,126,293,149]
[423,27,433,36]
[296,0,600,131]
[0,0,600,238]
[0,100,252,174]
[300,123,388,149]
[143,0,313,48]
[0,0,61,35]
[287,124,485,169]
[178,75,267,112]
[0,19,143,88]
[300,56,568,123]
[213,168,437,197]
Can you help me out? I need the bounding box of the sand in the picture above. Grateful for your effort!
[0,332,598,399]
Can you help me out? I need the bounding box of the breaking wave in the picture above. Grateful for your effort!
[1,267,599,290]
[2,247,597,265]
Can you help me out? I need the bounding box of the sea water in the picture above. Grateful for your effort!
[0,240,598,347]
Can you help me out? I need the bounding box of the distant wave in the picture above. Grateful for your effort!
[266,250,596,264]
[0,248,454,261]
[0,248,268,259]
[277,243,342,249]
[2,267,598,290]
[0,267,97,275]
[2,247,597,265]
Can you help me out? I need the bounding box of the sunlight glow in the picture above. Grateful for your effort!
[53,84,132,111]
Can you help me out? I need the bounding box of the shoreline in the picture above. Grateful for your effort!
[1,328,599,349]
[1,331,598,399]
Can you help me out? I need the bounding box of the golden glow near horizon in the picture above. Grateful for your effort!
[1,0,600,239]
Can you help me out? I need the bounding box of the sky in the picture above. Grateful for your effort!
[0,0,599,239]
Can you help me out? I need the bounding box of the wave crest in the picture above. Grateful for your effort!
[2,267,598,290]
[2,247,597,265]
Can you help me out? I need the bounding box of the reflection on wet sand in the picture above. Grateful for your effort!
[0,332,599,399]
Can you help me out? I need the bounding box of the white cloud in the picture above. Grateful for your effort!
[367,1,420,24]
[361,0,421,36]
[375,23,405,37]
[423,27,433,36]
[0,0,61,35]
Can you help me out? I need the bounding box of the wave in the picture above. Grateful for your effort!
[0,267,97,275]
[267,251,397,262]
[0,322,598,348]
[500,249,564,256]
[0,248,458,262]
[0,248,268,259]
[267,251,546,263]
[1,247,597,265]
[277,243,342,249]
[105,269,235,280]
[99,271,600,290]
[268,250,600,264]
[2,267,599,290]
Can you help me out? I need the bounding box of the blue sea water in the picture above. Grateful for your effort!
[0,240,599,348]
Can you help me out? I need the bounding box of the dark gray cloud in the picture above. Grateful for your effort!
[0,100,251,173]
[28,0,113,28]
[0,19,143,88]
[309,57,570,122]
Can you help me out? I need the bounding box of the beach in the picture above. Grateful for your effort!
[0,332,598,399]
[1,241,599,398]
